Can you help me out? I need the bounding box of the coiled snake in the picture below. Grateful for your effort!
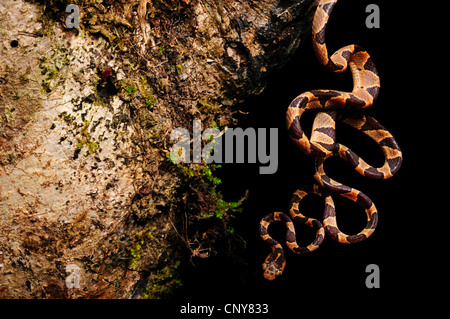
[259,0,403,280]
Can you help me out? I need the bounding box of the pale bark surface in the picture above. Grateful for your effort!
[0,0,315,298]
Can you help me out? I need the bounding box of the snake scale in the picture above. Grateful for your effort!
[259,0,403,281]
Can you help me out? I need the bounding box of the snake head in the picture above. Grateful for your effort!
[262,259,284,281]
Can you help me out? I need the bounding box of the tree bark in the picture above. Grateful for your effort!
[0,0,315,298]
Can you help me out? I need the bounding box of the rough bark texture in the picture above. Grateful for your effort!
[0,0,315,298]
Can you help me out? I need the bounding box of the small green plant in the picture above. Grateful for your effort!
[76,119,99,154]
[121,80,137,95]
[126,84,136,94]
[130,232,144,270]
[201,188,247,220]
[38,40,69,93]
[130,232,144,269]
[198,164,222,186]
[168,160,222,186]
[130,228,155,269]
[165,153,247,220]
[145,96,156,108]
[142,260,182,299]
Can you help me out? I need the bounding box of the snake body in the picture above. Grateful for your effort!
[259,0,402,280]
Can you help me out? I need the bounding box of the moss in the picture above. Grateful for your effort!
[75,119,99,154]
[173,64,183,72]
[120,77,157,108]
[129,227,156,269]
[130,232,144,270]
[121,81,136,95]
[166,153,247,223]
[169,161,247,220]
[202,188,247,220]
[198,97,222,113]
[38,41,69,93]
[142,260,182,299]
[145,97,156,108]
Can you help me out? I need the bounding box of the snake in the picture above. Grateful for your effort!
[259,0,403,281]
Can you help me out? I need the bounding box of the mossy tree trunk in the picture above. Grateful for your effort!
[0,0,315,298]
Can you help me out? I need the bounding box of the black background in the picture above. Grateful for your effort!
[174,0,430,308]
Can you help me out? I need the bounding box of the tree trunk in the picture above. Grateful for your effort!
[0,0,315,298]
